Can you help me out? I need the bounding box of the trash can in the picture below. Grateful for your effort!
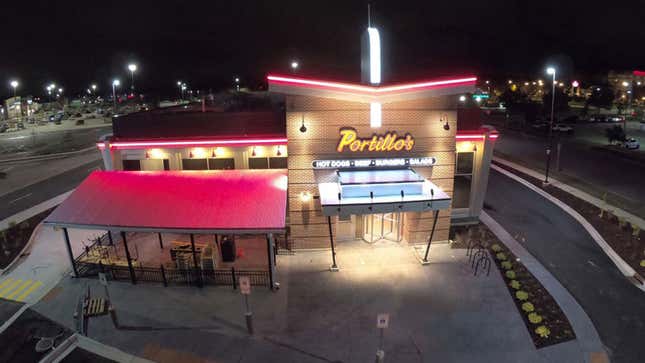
[221,237,236,262]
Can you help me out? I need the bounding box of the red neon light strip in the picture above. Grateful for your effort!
[633,70,645,77]
[267,75,477,95]
[104,137,288,149]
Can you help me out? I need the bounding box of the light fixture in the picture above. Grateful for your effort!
[441,114,450,131]
[251,146,256,157]
[145,151,150,159]
[276,145,282,156]
[458,95,466,102]
[299,191,312,202]
[299,115,307,133]
[212,149,216,158]
[189,151,194,158]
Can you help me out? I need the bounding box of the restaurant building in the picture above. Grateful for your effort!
[44,25,497,286]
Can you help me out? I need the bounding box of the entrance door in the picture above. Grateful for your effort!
[362,212,403,243]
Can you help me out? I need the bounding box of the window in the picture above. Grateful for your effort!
[182,159,208,170]
[208,158,235,170]
[453,152,475,209]
[122,160,141,171]
[268,157,288,169]
[163,159,170,170]
[456,152,474,174]
[248,158,269,169]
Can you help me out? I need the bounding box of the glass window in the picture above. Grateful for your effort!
[453,175,472,209]
[269,157,288,169]
[163,159,170,170]
[122,159,141,171]
[248,158,269,169]
[182,159,208,170]
[456,152,474,175]
[208,158,235,170]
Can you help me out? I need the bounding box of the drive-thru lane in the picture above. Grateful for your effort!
[484,169,645,363]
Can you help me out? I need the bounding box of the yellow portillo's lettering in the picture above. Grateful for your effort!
[336,128,415,153]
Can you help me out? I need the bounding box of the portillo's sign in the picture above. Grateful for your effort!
[336,128,414,153]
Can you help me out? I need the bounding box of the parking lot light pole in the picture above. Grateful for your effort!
[128,64,137,92]
[112,79,120,113]
[544,66,556,184]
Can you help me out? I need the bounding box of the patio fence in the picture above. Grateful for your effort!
[75,261,271,288]
[74,233,271,288]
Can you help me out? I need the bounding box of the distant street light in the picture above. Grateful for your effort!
[291,61,299,73]
[458,95,466,102]
[91,84,97,92]
[235,77,240,91]
[58,88,63,94]
[128,63,137,92]
[112,79,120,112]
[544,66,556,184]
[10,80,18,97]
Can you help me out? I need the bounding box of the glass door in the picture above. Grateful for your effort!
[362,212,403,243]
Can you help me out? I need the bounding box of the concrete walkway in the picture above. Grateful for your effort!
[481,212,608,363]
[31,241,593,362]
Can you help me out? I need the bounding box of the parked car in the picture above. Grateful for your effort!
[531,122,549,129]
[0,124,7,133]
[617,138,640,149]
[589,115,608,122]
[552,124,574,133]
[610,115,625,122]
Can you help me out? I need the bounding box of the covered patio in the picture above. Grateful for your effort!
[44,170,288,289]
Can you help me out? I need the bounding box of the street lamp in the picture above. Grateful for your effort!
[544,66,556,184]
[112,79,120,112]
[291,61,299,73]
[10,80,18,97]
[128,63,137,92]
[234,77,240,91]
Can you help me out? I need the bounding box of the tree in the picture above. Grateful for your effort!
[605,125,626,144]
[586,86,614,114]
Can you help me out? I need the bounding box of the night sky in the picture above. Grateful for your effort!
[2,0,643,98]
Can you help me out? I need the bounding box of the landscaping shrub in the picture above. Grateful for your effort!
[501,261,513,270]
[491,244,502,252]
[505,270,516,279]
[510,280,521,290]
[496,252,507,261]
[535,326,551,338]
[515,290,529,301]
[528,313,543,324]
[521,302,534,312]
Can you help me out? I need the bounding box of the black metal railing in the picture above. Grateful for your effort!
[76,261,270,289]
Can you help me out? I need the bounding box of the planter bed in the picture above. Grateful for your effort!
[0,208,54,269]
[493,161,645,278]
[452,224,576,349]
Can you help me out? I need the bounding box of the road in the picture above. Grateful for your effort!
[0,159,102,220]
[484,169,645,363]
[494,130,645,217]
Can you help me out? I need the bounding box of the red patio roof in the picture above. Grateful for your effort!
[45,170,288,234]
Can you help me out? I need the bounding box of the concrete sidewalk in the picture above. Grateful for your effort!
[481,212,608,362]
[32,241,593,362]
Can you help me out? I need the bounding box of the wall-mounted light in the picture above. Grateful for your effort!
[276,145,282,156]
[473,144,478,152]
[145,151,150,159]
[251,146,257,157]
[212,149,217,158]
[441,114,450,131]
[299,191,312,202]
[299,115,307,133]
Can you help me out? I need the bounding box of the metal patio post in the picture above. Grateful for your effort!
[266,234,276,290]
[158,233,164,249]
[190,233,202,287]
[121,231,137,284]
[423,210,440,262]
[62,228,78,277]
[327,216,338,271]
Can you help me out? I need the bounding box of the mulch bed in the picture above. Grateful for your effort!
[493,161,645,278]
[0,208,54,269]
[451,225,576,349]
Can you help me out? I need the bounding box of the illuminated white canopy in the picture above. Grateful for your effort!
[367,27,381,85]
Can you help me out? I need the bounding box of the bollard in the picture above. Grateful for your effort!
[245,311,254,335]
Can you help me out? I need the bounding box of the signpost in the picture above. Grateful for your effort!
[239,276,253,335]
[376,313,389,362]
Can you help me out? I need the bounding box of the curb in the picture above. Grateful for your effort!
[0,146,97,164]
[480,211,608,360]
[491,163,644,292]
